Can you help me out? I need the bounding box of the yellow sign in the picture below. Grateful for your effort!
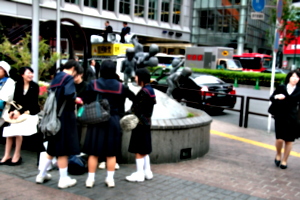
[222,50,229,56]
[91,43,134,56]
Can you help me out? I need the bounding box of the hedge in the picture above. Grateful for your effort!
[148,67,287,87]
[191,69,287,87]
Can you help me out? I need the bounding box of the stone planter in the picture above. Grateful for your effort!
[121,107,212,164]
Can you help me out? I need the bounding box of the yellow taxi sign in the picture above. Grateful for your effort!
[92,43,134,56]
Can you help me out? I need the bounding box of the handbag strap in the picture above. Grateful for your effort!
[58,100,66,117]
[53,87,66,118]
[96,93,103,101]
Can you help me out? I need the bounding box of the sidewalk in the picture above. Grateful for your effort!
[0,119,300,200]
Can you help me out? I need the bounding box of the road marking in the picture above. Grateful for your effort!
[211,130,300,158]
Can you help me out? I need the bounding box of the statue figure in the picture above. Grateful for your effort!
[121,47,137,85]
[170,58,185,74]
[131,36,159,68]
[166,67,192,98]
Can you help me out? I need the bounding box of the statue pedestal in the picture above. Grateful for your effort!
[121,107,212,164]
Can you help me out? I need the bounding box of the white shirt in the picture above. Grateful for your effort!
[90,65,95,73]
[287,84,296,95]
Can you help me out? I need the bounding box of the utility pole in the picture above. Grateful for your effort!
[32,1,39,82]
[56,0,61,69]
[237,0,247,55]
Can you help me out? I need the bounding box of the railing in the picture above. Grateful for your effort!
[243,96,270,128]
[202,92,245,127]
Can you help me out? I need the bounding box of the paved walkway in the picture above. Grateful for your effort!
[1,118,300,200]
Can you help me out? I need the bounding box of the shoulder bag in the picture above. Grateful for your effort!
[77,93,110,124]
[3,101,29,124]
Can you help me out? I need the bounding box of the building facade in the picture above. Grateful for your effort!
[0,0,193,56]
[191,0,274,54]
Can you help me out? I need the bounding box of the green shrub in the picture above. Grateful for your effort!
[191,68,286,87]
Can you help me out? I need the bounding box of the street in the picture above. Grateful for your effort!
[211,85,276,132]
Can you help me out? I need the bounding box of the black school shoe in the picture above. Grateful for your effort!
[0,158,12,165]
[279,164,288,169]
[9,157,22,166]
[274,159,281,167]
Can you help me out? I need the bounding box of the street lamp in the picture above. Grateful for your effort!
[293,29,299,69]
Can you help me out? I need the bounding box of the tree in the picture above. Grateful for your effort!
[0,34,61,80]
[270,0,300,46]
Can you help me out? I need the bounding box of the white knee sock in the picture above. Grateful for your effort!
[144,155,151,172]
[87,172,95,181]
[136,158,144,173]
[59,167,68,179]
[106,171,115,180]
[38,158,52,177]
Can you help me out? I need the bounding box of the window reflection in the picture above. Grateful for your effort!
[120,0,130,14]
[135,0,144,18]
[148,0,157,20]
[161,0,169,22]
[103,0,114,11]
[173,0,181,24]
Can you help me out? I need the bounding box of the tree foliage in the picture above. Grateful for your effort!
[270,0,300,46]
[0,34,61,80]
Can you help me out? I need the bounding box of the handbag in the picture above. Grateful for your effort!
[120,114,139,131]
[3,101,29,124]
[77,93,110,124]
[268,100,281,115]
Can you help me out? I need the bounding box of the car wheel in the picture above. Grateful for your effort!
[205,107,224,115]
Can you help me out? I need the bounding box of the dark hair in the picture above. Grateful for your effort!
[100,60,117,79]
[106,21,109,24]
[19,66,34,75]
[89,59,95,65]
[123,22,128,25]
[60,59,83,75]
[9,67,18,81]
[136,68,150,85]
[285,70,300,85]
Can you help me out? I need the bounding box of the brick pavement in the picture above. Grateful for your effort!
[0,119,299,199]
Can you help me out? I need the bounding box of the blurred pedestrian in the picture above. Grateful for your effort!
[125,68,156,182]
[102,21,113,42]
[270,70,300,169]
[36,60,83,189]
[82,60,135,188]
[74,71,87,145]
[86,59,97,82]
[0,61,16,164]
[120,22,130,43]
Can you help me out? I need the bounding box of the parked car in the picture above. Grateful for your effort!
[151,67,237,113]
[261,68,290,74]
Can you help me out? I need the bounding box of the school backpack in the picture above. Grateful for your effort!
[68,155,88,175]
[39,88,65,137]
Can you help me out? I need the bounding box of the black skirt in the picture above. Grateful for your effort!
[128,124,152,154]
[82,115,122,157]
[275,115,300,142]
[46,110,80,156]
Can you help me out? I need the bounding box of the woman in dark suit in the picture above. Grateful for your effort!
[1,67,40,166]
[270,70,300,169]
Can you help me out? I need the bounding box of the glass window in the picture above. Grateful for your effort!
[148,0,157,20]
[161,0,169,22]
[65,0,79,4]
[84,0,97,8]
[193,75,224,84]
[119,0,130,15]
[173,0,181,24]
[103,0,114,11]
[135,0,144,17]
